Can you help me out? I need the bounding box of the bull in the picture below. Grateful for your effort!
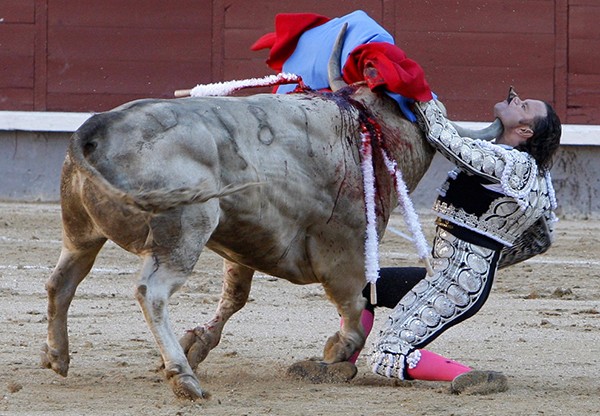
[41,28,500,400]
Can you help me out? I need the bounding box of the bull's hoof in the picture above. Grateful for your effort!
[287,360,357,384]
[168,372,209,401]
[179,327,218,369]
[40,343,69,377]
[450,370,509,395]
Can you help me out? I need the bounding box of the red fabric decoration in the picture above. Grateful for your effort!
[250,13,330,72]
[343,42,433,102]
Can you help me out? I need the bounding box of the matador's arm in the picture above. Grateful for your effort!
[415,101,538,196]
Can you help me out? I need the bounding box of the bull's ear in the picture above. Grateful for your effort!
[363,65,385,90]
[328,23,349,91]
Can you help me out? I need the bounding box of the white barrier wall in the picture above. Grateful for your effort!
[1,112,599,218]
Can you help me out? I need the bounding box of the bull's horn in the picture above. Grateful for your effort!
[451,86,513,139]
[507,85,518,103]
[450,118,504,141]
[328,23,349,92]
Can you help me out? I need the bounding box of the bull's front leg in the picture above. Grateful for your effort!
[317,269,368,365]
[287,272,366,383]
[180,259,254,369]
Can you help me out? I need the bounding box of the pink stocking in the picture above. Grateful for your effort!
[406,349,471,381]
[341,309,375,364]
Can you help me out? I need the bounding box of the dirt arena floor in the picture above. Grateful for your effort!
[0,202,599,415]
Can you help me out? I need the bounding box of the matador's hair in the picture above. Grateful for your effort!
[515,102,562,172]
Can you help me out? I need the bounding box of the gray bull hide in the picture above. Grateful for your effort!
[41,83,435,399]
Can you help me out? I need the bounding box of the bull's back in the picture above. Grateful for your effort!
[77,94,358,191]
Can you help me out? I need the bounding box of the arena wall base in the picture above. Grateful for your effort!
[0,130,70,202]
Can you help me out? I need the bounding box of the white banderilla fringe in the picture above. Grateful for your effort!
[360,132,381,305]
[174,73,302,98]
[381,150,434,277]
[360,131,435,305]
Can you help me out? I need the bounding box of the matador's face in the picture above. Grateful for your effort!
[493,87,548,147]
[494,87,547,133]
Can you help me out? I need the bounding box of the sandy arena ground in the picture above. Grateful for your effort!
[0,202,599,415]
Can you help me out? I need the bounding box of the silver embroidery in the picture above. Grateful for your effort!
[406,350,422,369]
[432,182,552,247]
[370,229,495,380]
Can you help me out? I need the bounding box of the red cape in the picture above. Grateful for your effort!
[343,42,433,102]
[251,13,330,72]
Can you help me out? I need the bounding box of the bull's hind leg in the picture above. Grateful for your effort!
[180,259,254,369]
[42,240,106,376]
[134,254,206,400]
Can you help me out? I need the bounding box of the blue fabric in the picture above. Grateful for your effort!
[277,10,393,94]
[276,10,430,122]
[386,91,438,122]
[385,92,417,122]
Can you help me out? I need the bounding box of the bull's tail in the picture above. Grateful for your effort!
[68,118,257,213]
[121,182,258,212]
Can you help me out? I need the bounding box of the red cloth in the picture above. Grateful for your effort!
[251,13,330,72]
[343,42,433,102]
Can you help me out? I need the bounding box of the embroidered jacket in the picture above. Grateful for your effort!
[416,101,557,264]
